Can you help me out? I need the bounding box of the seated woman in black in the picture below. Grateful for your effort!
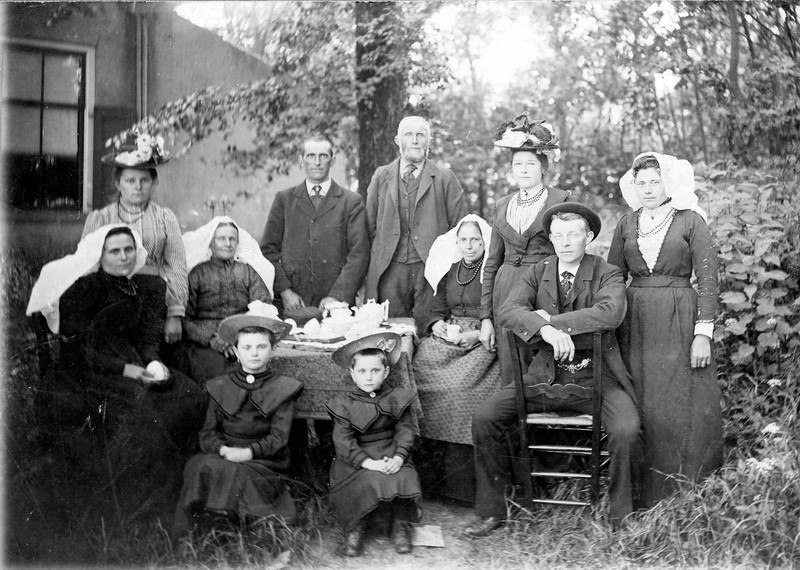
[29,224,207,519]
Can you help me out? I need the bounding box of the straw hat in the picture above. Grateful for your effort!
[332,332,403,369]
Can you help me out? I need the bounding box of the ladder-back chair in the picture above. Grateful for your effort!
[507,328,609,509]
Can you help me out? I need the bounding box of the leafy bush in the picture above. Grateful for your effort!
[696,159,800,453]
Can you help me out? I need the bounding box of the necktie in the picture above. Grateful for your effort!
[403,163,416,181]
[560,271,573,297]
[311,185,322,209]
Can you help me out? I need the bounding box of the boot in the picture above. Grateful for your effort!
[338,520,365,557]
[391,520,412,554]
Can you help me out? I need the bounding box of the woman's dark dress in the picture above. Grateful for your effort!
[181,258,271,383]
[480,188,569,385]
[326,387,422,531]
[58,270,207,515]
[608,209,723,507]
[173,369,302,533]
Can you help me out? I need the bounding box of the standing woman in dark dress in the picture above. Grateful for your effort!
[479,114,570,384]
[413,214,500,501]
[608,152,722,507]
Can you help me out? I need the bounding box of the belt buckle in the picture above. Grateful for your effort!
[513,255,522,267]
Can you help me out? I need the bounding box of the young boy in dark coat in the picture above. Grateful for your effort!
[326,333,421,557]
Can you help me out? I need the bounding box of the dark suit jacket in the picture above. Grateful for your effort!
[497,254,636,401]
[365,158,467,300]
[260,180,370,307]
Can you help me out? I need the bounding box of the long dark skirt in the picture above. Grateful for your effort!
[619,285,723,507]
[48,368,207,522]
[328,457,421,532]
[174,453,296,534]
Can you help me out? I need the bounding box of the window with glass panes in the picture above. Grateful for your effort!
[2,43,85,210]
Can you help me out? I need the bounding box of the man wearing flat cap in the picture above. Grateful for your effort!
[465,203,643,537]
[365,116,467,329]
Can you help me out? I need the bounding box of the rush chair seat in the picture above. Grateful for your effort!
[507,328,610,509]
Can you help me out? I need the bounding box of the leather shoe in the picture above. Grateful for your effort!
[338,523,364,557]
[391,521,412,554]
[463,515,505,538]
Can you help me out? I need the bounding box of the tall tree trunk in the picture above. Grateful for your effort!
[726,1,743,101]
[355,2,407,201]
[690,75,710,164]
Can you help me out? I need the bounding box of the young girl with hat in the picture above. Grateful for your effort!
[173,301,302,535]
[326,333,422,557]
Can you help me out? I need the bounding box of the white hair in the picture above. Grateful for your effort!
[397,116,431,137]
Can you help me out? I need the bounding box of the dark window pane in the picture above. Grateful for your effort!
[2,103,41,154]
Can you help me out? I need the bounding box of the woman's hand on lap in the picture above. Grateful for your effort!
[123,364,155,381]
[219,445,253,463]
[361,458,385,472]
[457,330,481,349]
[479,319,496,352]
[690,335,711,368]
[431,320,448,339]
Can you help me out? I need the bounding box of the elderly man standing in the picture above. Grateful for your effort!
[261,135,370,319]
[365,116,468,325]
[464,203,642,537]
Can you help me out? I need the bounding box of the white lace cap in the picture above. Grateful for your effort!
[619,151,707,222]
[26,224,149,333]
[181,216,275,298]
[424,214,493,293]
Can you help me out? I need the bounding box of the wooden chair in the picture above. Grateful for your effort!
[507,328,610,509]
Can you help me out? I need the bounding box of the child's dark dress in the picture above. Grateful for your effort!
[326,387,422,531]
[173,368,302,534]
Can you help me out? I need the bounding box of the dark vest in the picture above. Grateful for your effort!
[393,171,423,264]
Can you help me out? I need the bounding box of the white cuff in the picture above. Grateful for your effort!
[694,321,714,339]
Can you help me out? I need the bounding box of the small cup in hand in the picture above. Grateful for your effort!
[446,324,462,342]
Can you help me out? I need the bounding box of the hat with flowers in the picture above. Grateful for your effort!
[218,300,291,345]
[494,113,561,163]
[101,131,171,169]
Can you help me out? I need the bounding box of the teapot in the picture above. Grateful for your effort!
[353,299,389,329]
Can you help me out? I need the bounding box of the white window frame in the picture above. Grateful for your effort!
[2,36,96,211]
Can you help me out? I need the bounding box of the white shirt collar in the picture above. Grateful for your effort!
[306,179,332,197]
[558,256,583,277]
[399,157,424,179]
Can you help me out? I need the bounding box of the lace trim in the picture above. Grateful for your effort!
[636,207,676,273]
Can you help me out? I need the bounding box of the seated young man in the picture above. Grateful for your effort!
[464,203,643,537]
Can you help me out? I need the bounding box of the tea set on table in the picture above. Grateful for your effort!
[284,299,398,347]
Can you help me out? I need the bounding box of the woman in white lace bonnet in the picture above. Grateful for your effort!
[178,216,275,383]
[412,214,501,502]
[608,152,722,508]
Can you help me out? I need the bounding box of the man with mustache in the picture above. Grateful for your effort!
[261,135,370,320]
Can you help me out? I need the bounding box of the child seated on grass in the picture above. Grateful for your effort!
[173,302,302,536]
[326,332,422,557]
